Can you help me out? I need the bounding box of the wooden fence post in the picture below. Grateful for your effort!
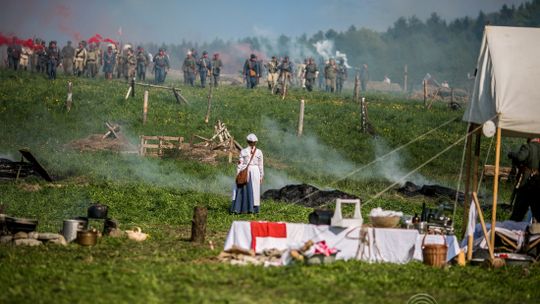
[143,90,149,125]
[423,80,428,107]
[297,99,305,137]
[360,97,367,133]
[66,81,73,112]
[131,77,135,98]
[204,81,213,124]
[353,73,360,102]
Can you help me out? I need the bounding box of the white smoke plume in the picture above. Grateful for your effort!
[314,39,353,68]
[262,117,431,188]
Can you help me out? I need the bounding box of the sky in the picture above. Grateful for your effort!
[0,0,531,44]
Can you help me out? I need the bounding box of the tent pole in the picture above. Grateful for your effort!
[463,124,474,259]
[489,125,502,260]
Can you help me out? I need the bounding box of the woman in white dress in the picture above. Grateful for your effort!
[230,133,264,214]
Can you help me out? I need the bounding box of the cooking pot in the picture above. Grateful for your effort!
[5,216,38,233]
[72,216,88,230]
[76,229,98,246]
[87,203,109,219]
[0,214,6,234]
[63,220,80,242]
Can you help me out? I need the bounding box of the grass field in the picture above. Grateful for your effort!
[0,69,537,304]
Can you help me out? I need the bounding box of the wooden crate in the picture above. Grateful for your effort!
[139,135,184,157]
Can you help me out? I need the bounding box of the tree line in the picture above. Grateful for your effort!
[138,0,540,90]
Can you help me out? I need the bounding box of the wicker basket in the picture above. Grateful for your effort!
[422,234,448,268]
[370,216,400,228]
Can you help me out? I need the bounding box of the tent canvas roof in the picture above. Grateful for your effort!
[463,26,540,137]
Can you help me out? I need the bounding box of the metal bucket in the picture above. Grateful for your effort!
[62,220,81,242]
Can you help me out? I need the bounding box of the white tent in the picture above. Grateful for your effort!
[462,26,540,263]
[463,25,540,137]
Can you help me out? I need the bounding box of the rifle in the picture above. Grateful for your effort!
[508,161,524,208]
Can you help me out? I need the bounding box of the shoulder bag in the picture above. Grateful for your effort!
[236,148,256,186]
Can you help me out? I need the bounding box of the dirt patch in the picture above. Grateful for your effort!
[66,134,137,153]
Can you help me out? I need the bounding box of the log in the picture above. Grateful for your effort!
[190,206,208,243]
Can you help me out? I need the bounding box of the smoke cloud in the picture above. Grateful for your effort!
[261,117,430,189]
[313,39,352,68]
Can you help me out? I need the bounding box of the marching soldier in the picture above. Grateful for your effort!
[264,56,279,91]
[243,54,261,89]
[19,46,32,71]
[126,48,136,80]
[360,63,369,92]
[86,43,99,78]
[61,41,75,75]
[7,37,22,71]
[278,56,294,87]
[37,41,48,74]
[183,53,196,86]
[304,57,318,92]
[197,51,212,88]
[336,58,348,94]
[46,41,61,80]
[102,45,116,80]
[324,58,337,93]
[136,46,149,81]
[211,53,223,87]
[153,48,169,84]
[73,42,87,77]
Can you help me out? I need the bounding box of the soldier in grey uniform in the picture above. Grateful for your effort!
[304,57,318,92]
[61,41,75,75]
[136,46,149,81]
[324,58,337,93]
[211,53,223,87]
[360,64,369,92]
[183,53,196,86]
[197,51,212,88]
[153,48,169,84]
[336,58,348,94]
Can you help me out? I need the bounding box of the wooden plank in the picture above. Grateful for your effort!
[160,136,182,141]
[142,144,160,149]
[141,136,160,140]
[18,149,53,182]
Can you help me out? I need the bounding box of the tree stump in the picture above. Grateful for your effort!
[190,206,208,243]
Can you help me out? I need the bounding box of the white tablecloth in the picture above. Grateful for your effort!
[224,221,460,264]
